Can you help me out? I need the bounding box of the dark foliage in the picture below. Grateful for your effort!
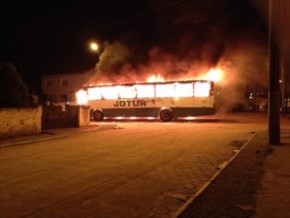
[0,62,30,107]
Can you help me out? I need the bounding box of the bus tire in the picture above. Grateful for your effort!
[159,108,174,122]
[93,109,104,121]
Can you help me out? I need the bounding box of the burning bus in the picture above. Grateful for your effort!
[76,79,215,121]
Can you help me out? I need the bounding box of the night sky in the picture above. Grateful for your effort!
[0,0,268,94]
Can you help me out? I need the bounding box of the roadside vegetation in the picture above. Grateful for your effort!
[0,62,31,107]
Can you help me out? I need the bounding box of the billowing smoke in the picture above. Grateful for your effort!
[215,39,268,112]
[88,0,268,112]
[91,41,132,82]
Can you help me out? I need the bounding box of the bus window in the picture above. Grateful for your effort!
[117,85,136,99]
[76,90,88,105]
[87,87,102,100]
[101,86,118,99]
[155,83,175,98]
[175,82,193,97]
[193,81,211,97]
[135,84,155,98]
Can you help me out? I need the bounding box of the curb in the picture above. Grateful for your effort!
[172,132,258,218]
[0,134,69,148]
[0,124,118,149]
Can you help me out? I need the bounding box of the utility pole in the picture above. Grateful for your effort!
[268,0,280,144]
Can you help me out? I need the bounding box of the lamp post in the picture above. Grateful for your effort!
[268,0,280,144]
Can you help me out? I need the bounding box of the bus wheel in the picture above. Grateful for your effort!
[159,108,173,122]
[93,109,104,121]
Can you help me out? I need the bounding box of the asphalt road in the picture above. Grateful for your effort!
[0,114,269,218]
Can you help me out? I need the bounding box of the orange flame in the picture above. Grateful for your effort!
[147,74,165,82]
[202,68,224,83]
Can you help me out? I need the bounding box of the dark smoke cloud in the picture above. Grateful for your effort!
[94,41,131,78]
[88,0,268,111]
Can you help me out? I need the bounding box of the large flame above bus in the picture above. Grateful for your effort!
[202,68,224,83]
[145,68,224,83]
[147,74,165,82]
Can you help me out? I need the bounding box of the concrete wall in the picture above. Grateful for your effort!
[0,105,90,139]
[42,105,90,129]
[79,106,90,126]
[0,106,42,140]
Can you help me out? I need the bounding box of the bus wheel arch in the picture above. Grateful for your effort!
[159,107,174,122]
[93,109,104,121]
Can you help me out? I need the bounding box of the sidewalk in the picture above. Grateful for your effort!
[254,129,290,218]
[179,125,290,217]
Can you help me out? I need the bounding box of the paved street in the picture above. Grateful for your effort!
[0,115,268,218]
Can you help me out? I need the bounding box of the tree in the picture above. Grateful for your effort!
[0,62,30,107]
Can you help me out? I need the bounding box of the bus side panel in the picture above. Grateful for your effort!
[88,97,215,109]
[88,99,156,109]
[101,108,160,118]
[100,107,215,118]
[88,96,215,118]
[153,97,215,108]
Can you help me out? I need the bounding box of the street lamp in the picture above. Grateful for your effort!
[89,41,99,53]
[88,41,103,64]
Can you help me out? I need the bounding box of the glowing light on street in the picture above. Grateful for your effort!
[184,116,196,120]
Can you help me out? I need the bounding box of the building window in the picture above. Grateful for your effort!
[61,78,69,87]
[45,79,53,87]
